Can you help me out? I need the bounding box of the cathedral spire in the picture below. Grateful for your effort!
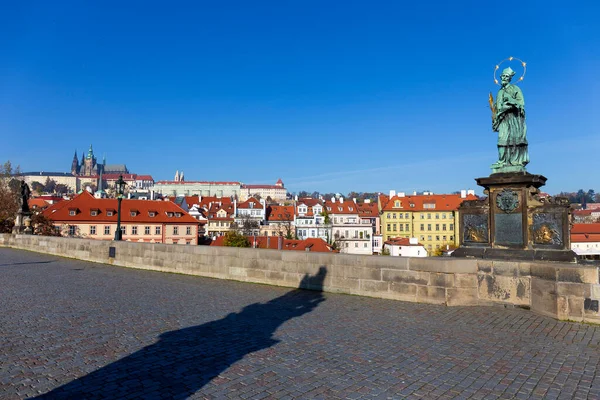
[71,150,79,175]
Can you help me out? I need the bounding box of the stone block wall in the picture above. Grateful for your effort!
[2,234,599,324]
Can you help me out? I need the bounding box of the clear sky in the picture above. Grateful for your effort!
[1,1,598,195]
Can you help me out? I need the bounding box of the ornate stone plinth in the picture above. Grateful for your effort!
[12,211,33,235]
[452,172,577,262]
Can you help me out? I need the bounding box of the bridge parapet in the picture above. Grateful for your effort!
[2,234,599,324]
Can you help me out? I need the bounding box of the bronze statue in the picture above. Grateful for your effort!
[19,180,31,213]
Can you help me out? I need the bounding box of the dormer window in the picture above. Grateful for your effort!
[148,211,157,217]
[69,210,76,216]
[395,201,400,208]
[327,207,331,211]
[106,209,116,217]
[349,207,353,211]
[167,212,174,217]
[130,210,138,217]
[175,212,181,217]
[338,207,342,211]
[90,209,99,216]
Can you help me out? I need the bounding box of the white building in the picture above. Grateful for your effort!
[571,223,600,260]
[384,237,428,257]
[326,198,373,255]
[295,198,331,241]
[240,179,287,201]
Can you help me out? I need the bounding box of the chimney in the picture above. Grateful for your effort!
[413,191,417,195]
[364,199,371,203]
[389,190,396,197]
[353,198,357,203]
[331,197,335,202]
[409,237,418,245]
[233,199,237,216]
[295,194,298,201]
[467,189,475,196]
[339,197,344,204]
[461,190,467,199]
[398,192,405,197]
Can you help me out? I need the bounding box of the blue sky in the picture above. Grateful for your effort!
[1,1,598,195]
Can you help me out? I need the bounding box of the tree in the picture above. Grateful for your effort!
[223,230,250,247]
[31,213,60,236]
[44,177,56,193]
[55,184,69,194]
[0,161,20,233]
[231,214,259,236]
[31,181,44,193]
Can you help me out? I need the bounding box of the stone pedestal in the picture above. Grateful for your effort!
[453,172,577,262]
[13,211,33,234]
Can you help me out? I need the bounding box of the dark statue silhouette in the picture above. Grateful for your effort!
[35,267,327,399]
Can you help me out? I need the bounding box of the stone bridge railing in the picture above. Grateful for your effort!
[2,234,599,324]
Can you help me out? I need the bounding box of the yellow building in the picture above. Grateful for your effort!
[379,192,477,255]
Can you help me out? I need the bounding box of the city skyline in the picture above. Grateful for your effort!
[1,2,598,195]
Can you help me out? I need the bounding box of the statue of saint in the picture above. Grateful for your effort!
[19,180,31,213]
[491,67,529,172]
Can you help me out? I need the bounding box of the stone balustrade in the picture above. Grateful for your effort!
[2,234,599,324]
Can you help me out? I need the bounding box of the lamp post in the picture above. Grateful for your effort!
[114,175,126,241]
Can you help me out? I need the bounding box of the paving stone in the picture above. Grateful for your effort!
[1,247,599,399]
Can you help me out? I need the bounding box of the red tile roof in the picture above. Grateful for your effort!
[243,184,284,189]
[238,197,263,209]
[571,233,600,243]
[357,202,378,218]
[384,237,424,246]
[266,205,295,222]
[136,175,154,181]
[298,198,323,207]
[28,198,50,209]
[571,223,600,234]
[210,236,333,252]
[154,181,240,185]
[103,173,137,180]
[324,200,361,215]
[44,191,199,224]
[381,194,478,212]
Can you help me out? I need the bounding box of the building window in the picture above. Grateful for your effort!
[427,213,431,219]
[405,213,409,219]
[442,213,446,219]
[345,243,348,247]
[69,210,76,216]
[443,224,447,231]
[450,235,454,241]
[69,225,76,236]
[387,224,391,231]
[405,224,409,231]
[443,235,447,241]
[427,224,431,231]
[420,213,424,219]
[91,210,98,216]
[393,224,397,231]
[90,226,96,235]
[450,224,454,230]
[130,211,136,217]
[427,235,432,241]
[364,243,367,248]
[132,226,138,235]
[392,213,396,219]
[186,226,191,235]
[435,214,439,219]
[355,243,358,247]
[436,235,440,241]
[436,224,439,231]
[145,226,150,235]
[121,226,125,234]
[173,227,179,235]
[107,211,114,217]
[156,226,161,235]
[420,224,424,231]
[104,226,110,235]
[399,224,404,231]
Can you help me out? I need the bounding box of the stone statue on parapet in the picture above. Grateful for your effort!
[489,57,529,174]
[19,180,31,213]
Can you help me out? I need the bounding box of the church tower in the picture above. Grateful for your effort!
[71,151,79,175]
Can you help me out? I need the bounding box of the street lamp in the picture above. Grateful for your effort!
[114,175,126,241]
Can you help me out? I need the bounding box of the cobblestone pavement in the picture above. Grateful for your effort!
[2,248,600,399]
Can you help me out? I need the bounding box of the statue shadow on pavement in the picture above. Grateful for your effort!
[35,266,327,399]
